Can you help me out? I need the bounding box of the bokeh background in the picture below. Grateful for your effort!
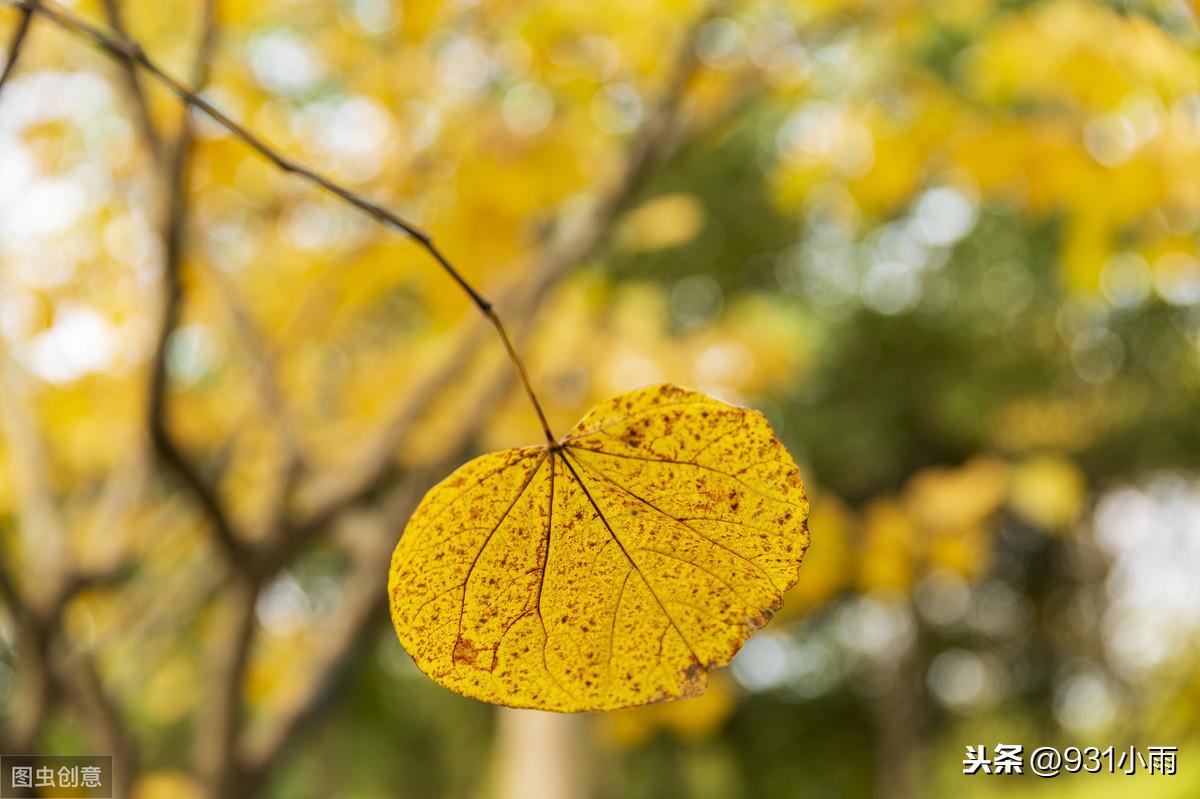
[2,0,1199,797]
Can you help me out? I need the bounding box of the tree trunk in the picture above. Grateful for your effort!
[493,709,588,799]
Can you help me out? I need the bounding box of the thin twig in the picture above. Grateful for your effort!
[99,0,161,159]
[13,0,711,569]
[0,0,33,92]
[16,0,557,443]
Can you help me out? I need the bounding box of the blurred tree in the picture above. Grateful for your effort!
[1,0,1199,798]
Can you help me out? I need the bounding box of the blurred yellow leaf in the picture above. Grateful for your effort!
[614,193,706,253]
[859,498,917,591]
[904,456,1009,534]
[927,524,991,579]
[131,771,203,799]
[1008,454,1087,531]
[967,0,1198,110]
[388,384,809,711]
[141,653,200,724]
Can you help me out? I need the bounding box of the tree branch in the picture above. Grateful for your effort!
[194,573,259,798]
[17,0,556,442]
[236,479,429,788]
[0,356,139,773]
[99,0,161,159]
[237,411,503,792]
[53,645,140,798]
[0,0,33,93]
[141,0,249,568]
[129,5,269,796]
[14,0,714,573]
[0,562,51,753]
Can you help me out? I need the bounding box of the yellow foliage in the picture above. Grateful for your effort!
[925,523,991,579]
[388,385,809,711]
[967,0,1198,111]
[245,631,309,709]
[990,394,1113,453]
[853,456,1013,589]
[858,498,916,592]
[717,295,814,390]
[768,0,1200,291]
[614,194,706,253]
[0,0,1169,785]
[141,653,200,724]
[1008,454,1087,531]
[131,771,203,799]
[782,493,851,614]
[36,378,141,481]
[903,456,1009,535]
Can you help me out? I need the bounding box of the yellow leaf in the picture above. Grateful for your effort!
[858,499,917,591]
[904,457,1009,534]
[388,384,809,712]
[131,771,203,799]
[927,524,992,579]
[613,194,706,253]
[1008,454,1087,531]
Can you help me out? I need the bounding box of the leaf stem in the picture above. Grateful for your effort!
[12,0,558,444]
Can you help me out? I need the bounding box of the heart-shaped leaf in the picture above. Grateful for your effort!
[388,384,809,711]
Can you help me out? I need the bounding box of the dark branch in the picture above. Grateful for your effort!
[99,0,161,159]
[54,646,140,798]
[143,0,249,568]
[195,574,258,797]
[16,0,557,442]
[0,0,33,93]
